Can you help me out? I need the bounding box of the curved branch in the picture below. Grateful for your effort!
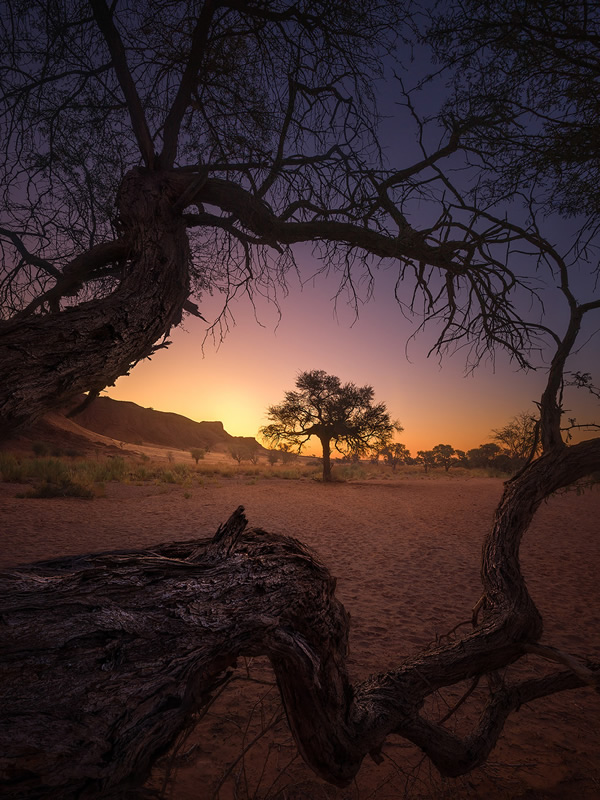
[2,498,599,797]
[11,238,129,318]
[0,227,62,279]
[196,178,474,273]
[0,170,189,435]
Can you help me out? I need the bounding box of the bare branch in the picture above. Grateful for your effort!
[89,0,155,166]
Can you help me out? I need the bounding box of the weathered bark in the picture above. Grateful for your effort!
[0,168,191,438]
[2,440,600,799]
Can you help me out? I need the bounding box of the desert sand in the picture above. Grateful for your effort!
[1,473,600,799]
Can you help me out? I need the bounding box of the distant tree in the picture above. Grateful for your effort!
[278,445,298,465]
[454,449,468,466]
[432,443,457,472]
[492,412,540,467]
[261,370,401,482]
[266,450,279,466]
[466,443,503,469]
[416,450,437,473]
[382,442,411,472]
[189,448,205,465]
[229,447,247,465]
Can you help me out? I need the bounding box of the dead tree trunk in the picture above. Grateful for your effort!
[2,441,600,799]
[0,168,190,437]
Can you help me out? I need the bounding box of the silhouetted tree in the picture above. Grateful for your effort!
[466,443,503,469]
[432,443,457,471]
[492,412,540,468]
[382,442,411,471]
[261,370,400,482]
[427,0,600,219]
[416,449,437,473]
[454,449,468,466]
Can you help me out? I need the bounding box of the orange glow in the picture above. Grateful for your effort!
[107,270,598,456]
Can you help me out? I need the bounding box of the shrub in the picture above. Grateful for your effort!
[20,478,95,499]
[190,447,206,464]
[0,452,25,482]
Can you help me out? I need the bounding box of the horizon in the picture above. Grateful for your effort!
[105,264,599,457]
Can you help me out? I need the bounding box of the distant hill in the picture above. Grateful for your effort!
[71,395,261,452]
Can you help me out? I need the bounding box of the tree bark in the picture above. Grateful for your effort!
[0,168,190,438]
[2,440,600,799]
[320,436,333,482]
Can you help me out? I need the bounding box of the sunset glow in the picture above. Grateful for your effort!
[107,265,598,456]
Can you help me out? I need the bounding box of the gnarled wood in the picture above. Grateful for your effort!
[0,169,190,437]
[2,459,600,799]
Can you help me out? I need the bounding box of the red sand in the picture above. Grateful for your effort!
[1,476,599,798]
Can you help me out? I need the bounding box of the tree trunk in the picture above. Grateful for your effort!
[320,436,332,482]
[2,440,600,798]
[0,168,190,438]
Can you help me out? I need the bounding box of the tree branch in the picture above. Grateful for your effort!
[158,0,219,169]
[89,0,155,167]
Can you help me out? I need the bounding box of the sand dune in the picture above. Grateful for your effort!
[1,475,599,798]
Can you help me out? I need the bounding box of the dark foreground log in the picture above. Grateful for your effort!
[2,493,599,798]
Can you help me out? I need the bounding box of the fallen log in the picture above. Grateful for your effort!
[2,493,598,798]
[1,507,358,797]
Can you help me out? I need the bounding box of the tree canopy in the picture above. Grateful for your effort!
[261,369,400,481]
[0,0,567,433]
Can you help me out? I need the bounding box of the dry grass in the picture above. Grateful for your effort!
[0,448,512,500]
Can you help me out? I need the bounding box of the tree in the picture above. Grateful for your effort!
[278,444,298,464]
[382,442,411,471]
[260,370,400,482]
[2,2,600,797]
[426,0,600,220]
[432,443,457,472]
[0,0,538,435]
[416,449,437,473]
[492,412,540,468]
[266,449,279,466]
[229,445,249,465]
[189,447,206,464]
[466,443,503,469]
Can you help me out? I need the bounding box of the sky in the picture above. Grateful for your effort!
[104,30,600,457]
[105,253,599,456]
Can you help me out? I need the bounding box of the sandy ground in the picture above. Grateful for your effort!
[1,474,600,799]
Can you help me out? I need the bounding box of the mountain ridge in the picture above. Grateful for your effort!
[71,395,261,452]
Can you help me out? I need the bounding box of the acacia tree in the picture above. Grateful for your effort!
[492,411,540,468]
[382,441,411,471]
[432,443,457,472]
[2,2,600,798]
[467,442,503,469]
[260,369,400,481]
[416,448,436,473]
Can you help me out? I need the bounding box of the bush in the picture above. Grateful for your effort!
[0,452,25,482]
[190,447,206,464]
[20,478,95,499]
